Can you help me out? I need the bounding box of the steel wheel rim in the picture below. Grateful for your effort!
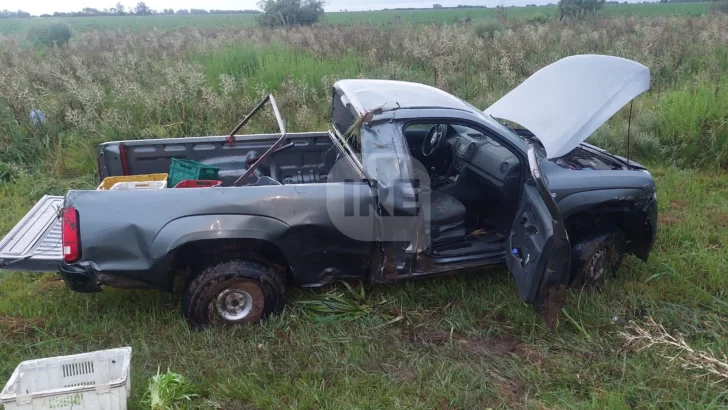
[586,243,617,282]
[215,288,254,321]
[586,248,606,281]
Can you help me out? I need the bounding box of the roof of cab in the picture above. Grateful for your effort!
[334,79,474,115]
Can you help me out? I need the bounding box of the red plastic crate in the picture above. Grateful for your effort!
[174,179,222,188]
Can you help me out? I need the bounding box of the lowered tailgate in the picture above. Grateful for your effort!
[0,196,64,272]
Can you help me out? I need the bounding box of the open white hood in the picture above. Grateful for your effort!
[485,55,650,159]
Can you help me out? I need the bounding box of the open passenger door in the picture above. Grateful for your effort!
[506,146,571,326]
[0,196,64,272]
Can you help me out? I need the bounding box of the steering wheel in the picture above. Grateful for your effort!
[422,124,447,157]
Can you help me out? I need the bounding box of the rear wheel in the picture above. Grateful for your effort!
[182,259,285,327]
[570,229,626,289]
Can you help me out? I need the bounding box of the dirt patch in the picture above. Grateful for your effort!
[540,285,567,330]
[669,199,688,211]
[37,275,65,293]
[716,214,728,228]
[407,326,521,356]
[0,315,45,339]
[493,373,525,408]
[658,214,685,227]
[514,344,545,368]
[456,334,520,356]
[658,199,690,227]
[405,325,527,406]
[658,215,676,226]
[409,327,451,346]
[382,246,399,280]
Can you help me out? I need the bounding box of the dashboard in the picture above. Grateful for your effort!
[447,125,522,203]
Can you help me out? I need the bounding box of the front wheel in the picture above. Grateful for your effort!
[570,230,626,289]
[182,259,285,327]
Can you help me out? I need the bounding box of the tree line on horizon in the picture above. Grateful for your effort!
[0,3,260,18]
[2,0,723,20]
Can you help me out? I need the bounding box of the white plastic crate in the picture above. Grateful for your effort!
[109,181,166,190]
[0,347,132,410]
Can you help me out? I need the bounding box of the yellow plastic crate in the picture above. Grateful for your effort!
[110,181,167,190]
[97,173,168,190]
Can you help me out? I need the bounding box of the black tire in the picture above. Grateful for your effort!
[182,259,285,327]
[570,229,626,290]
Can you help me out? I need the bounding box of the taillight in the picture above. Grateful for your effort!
[62,208,80,263]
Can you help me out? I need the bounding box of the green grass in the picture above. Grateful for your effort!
[655,80,728,168]
[0,3,717,35]
[2,167,728,409]
[142,369,199,410]
[190,43,364,92]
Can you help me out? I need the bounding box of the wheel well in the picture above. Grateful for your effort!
[170,239,292,284]
[564,204,649,254]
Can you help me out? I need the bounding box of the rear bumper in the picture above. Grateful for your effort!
[59,262,163,292]
[58,263,102,293]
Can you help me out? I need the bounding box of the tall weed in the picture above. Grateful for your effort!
[1,14,728,176]
[655,80,728,167]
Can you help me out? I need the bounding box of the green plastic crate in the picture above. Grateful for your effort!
[168,158,219,188]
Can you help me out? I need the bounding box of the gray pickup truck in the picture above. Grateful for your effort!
[0,55,657,327]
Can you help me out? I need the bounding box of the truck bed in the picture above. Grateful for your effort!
[98,131,340,186]
[1,130,367,278]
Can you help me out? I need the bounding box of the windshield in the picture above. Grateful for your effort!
[463,101,524,139]
[462,101,531,153]
[485,114,526,140]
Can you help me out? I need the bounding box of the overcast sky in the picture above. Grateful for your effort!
[3,0,558,16]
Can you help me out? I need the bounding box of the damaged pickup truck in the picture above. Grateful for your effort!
[0,55,657,327]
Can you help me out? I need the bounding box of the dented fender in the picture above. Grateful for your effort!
[556,188,653,219]
[155,214,290,257]
[557,188,657,261]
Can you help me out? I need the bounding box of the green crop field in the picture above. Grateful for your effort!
[2,7,728,410]
[0,13,258,35]
[325,2,713,24]
[0,2,717,34]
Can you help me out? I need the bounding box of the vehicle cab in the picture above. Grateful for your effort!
[331,79,572,320]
